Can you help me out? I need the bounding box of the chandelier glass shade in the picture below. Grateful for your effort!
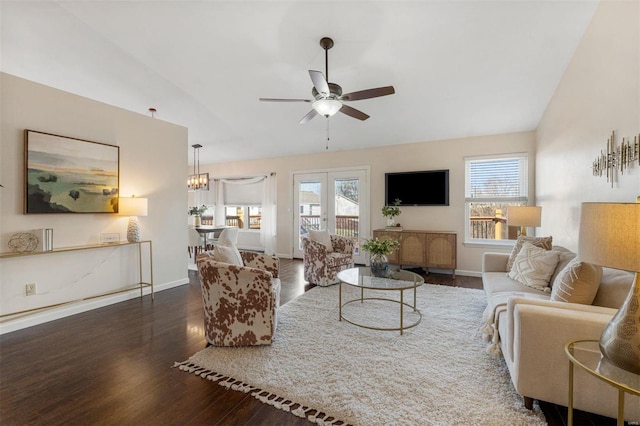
[312,98,342,117]
[188,144,209,191]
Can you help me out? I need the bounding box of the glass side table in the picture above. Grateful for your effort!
[565,339,640,426]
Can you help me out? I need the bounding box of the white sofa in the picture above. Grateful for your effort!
[481,245,640,422]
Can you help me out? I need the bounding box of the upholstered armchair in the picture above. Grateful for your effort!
[196,250,281,346]
[302,234,355,287]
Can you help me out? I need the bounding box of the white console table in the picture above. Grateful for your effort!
[0,240,153,319]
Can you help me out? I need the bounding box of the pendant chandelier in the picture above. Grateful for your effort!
[187,144,209,191]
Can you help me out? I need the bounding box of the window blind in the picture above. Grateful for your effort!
[223,180,264,205]
[465,156,527,202]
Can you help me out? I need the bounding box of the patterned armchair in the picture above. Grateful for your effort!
[196,250,280,346]
[302,234,355,287]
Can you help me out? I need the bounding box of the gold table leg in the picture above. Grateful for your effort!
[339,281,342,322]
[617,389,624,426]
[400,289,404,336]
[568,360,574,426]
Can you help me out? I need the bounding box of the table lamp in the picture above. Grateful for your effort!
[579,201,640,374]
[507,206,542,236]
[119,196,148,243]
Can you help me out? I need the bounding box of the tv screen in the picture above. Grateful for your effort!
[385,170,449,206]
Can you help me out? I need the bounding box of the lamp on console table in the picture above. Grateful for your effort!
[579,201,640,374]
[119,196,148,243]
[507,206,542,237]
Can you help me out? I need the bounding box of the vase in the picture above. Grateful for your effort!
[599,276,640,374]
[370,253,389,278]
[194,215,201,227]
[386,217,395,227]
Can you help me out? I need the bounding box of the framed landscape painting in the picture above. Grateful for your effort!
[25,130,120,214]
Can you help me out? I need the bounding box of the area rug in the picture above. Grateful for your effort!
[174,283,547,426]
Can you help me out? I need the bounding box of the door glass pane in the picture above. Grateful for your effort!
[298,181,322,248]
[334,178,360,255]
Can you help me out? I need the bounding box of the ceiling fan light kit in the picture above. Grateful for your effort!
[312,99,342,117]
[259,37,395,124]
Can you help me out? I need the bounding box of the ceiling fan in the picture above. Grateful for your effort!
[259,37,395,124]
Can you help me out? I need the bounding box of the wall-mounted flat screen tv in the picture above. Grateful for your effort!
[385,169,449,206]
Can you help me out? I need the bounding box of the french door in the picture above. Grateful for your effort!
[293,168,369,264]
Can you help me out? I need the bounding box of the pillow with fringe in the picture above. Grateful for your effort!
[506,235,553,272]
[508,242,559,292]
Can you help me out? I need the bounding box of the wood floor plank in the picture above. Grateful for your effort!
[0,259,617,425]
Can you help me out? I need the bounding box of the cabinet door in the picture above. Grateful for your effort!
[372,230,400,264]
[399,232,426,266]
[425,233,456,269]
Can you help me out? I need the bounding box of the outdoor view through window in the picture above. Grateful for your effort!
[465,156,528,242]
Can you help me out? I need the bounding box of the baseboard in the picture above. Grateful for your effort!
[450,269,482,278]
[0,277,190,335]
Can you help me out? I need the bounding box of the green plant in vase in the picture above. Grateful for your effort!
[362,237,400,277]
[188,205,207,227]
[382,198,402,227]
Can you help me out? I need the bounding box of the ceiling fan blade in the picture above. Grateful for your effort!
[340,86,395,101]
[299,109,318,124]
[259,98,312,102]
[339,104,369,121]
[309,70,330,96]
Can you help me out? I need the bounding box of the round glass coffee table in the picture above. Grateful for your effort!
[336,267,424,335]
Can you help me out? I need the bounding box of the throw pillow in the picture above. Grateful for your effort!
[508,242,560,292]
[212,244,243,266]
[506,235,553,272]
[550,259,602,304]
[309,229,333,252]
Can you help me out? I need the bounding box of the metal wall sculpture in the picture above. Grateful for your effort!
[592,131,640,187]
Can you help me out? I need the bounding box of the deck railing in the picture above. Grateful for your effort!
[469,216,518,240]
[300,215,359,238]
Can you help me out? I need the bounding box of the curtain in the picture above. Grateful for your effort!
[261,174,277,255]
[213,174,277,254]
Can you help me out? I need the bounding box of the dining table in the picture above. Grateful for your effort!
[194,225,230,248]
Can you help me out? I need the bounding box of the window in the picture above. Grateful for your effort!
[224,206,261,230]
[464,155,528,244]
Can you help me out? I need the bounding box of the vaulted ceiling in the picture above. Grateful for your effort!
[1,1,599,165]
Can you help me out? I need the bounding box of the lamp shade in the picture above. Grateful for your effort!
[312,99,342,117]
[578,202,640,272]
[119,197,148,217]
[579,202,640,374]
[507,206,542,227]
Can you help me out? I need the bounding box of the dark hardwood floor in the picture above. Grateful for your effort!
[0,259,620,425]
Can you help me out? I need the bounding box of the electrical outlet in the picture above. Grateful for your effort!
[25,283,36,296]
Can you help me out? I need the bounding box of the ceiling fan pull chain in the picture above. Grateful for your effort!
[326,119,330,150]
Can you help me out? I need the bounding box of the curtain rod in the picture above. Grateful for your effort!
[212,172,275,181]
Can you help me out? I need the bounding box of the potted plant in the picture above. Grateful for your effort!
[382,198,402,227]
[361,237,400,277]
[188,205,207,227]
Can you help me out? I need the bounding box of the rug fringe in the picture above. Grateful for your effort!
[173,359,350,425]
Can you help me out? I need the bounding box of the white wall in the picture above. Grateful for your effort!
[202,131,536,275]
[536,0,640,252]
[0,73,189,333]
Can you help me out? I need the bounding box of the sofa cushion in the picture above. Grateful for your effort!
[548,247,577,287]
[550,258,602,304]
[309,229,333,252]
[592,267,635,308]
[482,272,551,298]
[212,244,243,266]
[506,235,553,271]
[507,242,559,292]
